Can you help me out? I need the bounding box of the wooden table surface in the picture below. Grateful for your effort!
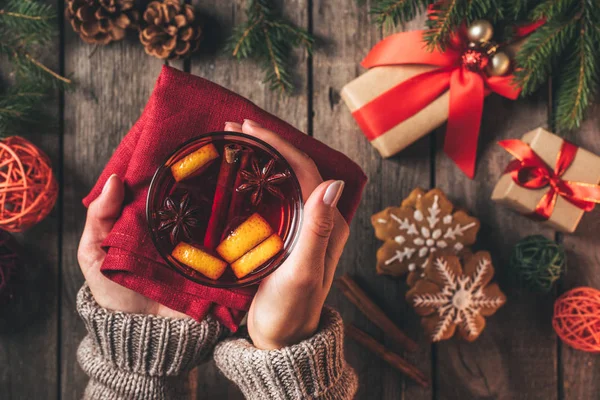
[1,1,599,399]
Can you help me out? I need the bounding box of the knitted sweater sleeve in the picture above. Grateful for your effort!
[213,307,359,399]
[76,284,223,400]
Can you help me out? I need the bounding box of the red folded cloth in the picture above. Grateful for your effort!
[83,66,367,331]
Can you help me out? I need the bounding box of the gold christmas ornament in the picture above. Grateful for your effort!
[467,20,493,44]
[487,51,511,76]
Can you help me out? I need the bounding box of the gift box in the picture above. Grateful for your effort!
[341,64,448,158]
[340,30,522,178]
[491,127,600,233]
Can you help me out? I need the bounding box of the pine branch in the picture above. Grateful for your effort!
[513,19,576,95]
[226,0,313,94]
[370,0,435,31]
[516,0,599,130]
[0,0,70,135]
[554,15,598,129]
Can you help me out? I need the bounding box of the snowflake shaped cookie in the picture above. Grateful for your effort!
[406,252,506,342]
[371,188,480,286]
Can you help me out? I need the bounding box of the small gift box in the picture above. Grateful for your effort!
[341,30,522,178]
[491,127,600,233]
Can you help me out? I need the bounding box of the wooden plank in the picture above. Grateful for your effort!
[311,3,432,399]
[434,92,558,398]
[0,0,60,398]
[560,103,600,399]
[189,0,308,397]
[60,28,175,399]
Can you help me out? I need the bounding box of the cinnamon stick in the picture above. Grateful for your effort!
[336,274,418,352]
[225,146,253,224]
[345,324,429,388]
[204,144,246,249]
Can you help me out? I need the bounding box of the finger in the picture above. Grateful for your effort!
[224,121,243,132]
[78,174,125,276]
[287,180,345,283]
[322,210,350,289]
[241,119,323,199]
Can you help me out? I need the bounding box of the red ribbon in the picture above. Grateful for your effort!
[498,139,600,220]
[353,30,521,178]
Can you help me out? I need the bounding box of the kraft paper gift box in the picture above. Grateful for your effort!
[491,127,600,233]
[341,65,449,158]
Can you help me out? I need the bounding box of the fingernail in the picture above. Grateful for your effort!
[225,121,242,130]
[323,180,345,207]
[243,119,261,128]
[102,174,118,194]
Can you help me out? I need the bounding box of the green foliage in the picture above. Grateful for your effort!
[0,0,70,135]
[370,0,435,32]
[226,0,313,94]
[516,0,600,131]
[369,0,533,48]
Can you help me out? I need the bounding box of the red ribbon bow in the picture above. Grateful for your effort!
[498,139,600,219]
[352,30,521,178]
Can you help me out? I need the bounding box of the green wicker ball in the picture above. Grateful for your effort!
[510,235,566,293]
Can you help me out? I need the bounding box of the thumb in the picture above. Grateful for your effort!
[289,180,345,276]
[78,174,125,272]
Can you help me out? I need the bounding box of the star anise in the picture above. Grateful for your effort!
[157,192,202,244]
[237,158,290,206]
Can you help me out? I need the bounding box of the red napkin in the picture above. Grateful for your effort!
[83,66,367,331]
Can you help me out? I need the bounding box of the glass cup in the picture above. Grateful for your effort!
[147,132,303,288]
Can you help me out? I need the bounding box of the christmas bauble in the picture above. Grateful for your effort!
[467,20,493,44]
[553,287,600,353]
[0,137,58,232]
[509,235,565,292]
[487,51,511,76]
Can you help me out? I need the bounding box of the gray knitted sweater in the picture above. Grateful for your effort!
[77,285,358,399]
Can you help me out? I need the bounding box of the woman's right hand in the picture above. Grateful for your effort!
[225,120,350,350]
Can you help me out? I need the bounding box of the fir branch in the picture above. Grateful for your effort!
[554,17,598,129]
[0,0,70,135]
[516,0,599,130]
[226,0,313,94]
[513,19,576,95]
[370,0,435,31]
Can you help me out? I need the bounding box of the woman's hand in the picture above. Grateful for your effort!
[225,120,349,350]
[77,174,186,318]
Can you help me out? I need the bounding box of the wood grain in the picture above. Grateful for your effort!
[311,3,432,399]
[560,102,600,400]
[434,92,558,399]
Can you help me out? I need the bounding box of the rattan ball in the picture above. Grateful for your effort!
[0,137,58,232]
[510,235,566,292]
[553,287,600,353]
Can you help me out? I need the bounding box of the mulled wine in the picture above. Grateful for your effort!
[147,132,302,288]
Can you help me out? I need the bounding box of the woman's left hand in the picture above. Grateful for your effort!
[225,120,349,350]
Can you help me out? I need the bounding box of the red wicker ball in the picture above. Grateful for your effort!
[553,287,600,353]
[0,136,58,232]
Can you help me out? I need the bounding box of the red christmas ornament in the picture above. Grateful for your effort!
[0,137,58,232]
[461,48,488,71]
[553,287,600,353]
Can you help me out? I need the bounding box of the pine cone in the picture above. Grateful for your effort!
[65,0,139,45]
[139,0,202,60]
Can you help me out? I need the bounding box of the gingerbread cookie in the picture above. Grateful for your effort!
[371,188,480,286]
[406,252,506,342]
